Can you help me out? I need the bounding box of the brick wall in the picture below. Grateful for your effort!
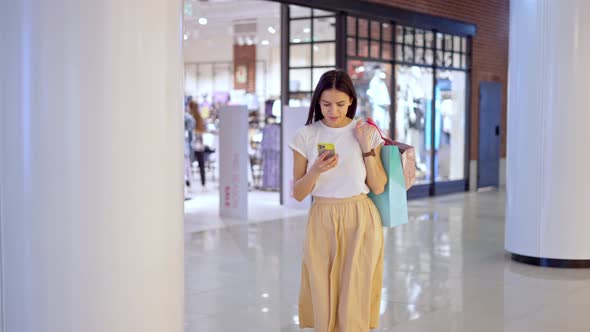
[233,45,257,92]
[370,0,509,159]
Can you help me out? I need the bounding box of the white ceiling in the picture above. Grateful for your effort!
[183,0,281,45]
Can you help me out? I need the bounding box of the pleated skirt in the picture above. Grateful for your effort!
[299,194,384,332]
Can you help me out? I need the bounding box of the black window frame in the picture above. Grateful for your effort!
[286,5,338,99]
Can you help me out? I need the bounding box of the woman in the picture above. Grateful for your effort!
[188,101,207,187]
[289,69,387,331]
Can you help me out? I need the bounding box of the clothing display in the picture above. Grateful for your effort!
[264,99,275,117]
[212,91,230,104]
[396,67,432,175]
[366,68,391,130]
[261,124,281,190]
[289,120,383,198]
[271,99,282,122]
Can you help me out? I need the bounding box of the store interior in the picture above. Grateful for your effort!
[182,0,310,227]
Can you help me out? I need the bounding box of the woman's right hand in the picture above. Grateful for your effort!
[309,151,339,176]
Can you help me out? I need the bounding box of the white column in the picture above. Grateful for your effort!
[0,0,184,331]
[506,0,590,260]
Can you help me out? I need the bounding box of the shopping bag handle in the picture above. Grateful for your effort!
[365,118,395,146]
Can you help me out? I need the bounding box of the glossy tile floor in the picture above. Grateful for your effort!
[184,184,307,233]
[185,190,590,332]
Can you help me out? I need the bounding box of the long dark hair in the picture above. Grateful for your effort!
[305,69,357,125]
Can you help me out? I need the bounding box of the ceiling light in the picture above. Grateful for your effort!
[261,307,269,313]
[268,26,276,34]
[303,28,311,33]
[198,17,208,25]
[292,38,301,43]
[183,34,188,40]
[261,40,270,46]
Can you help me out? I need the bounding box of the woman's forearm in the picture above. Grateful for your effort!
[364,153,387,195]
[293,169,320,201]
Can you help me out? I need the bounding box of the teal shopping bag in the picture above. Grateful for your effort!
[368,145,409,228]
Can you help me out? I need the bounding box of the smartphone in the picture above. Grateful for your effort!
[317,143,336,158]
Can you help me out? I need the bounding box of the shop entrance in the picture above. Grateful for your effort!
[182,0,309,229]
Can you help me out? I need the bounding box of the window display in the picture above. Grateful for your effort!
[396,66,433,184]
[435,70,466,181]
[345,14,471,191]
[348,61,393,138]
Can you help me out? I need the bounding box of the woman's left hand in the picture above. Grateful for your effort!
[354,119,377,152]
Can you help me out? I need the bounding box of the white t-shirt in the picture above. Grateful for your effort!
[289,119,383,198]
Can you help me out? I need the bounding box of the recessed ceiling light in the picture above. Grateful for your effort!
[198,17,208,25]
[261,40,270,46]
[183,34,188,40]
[268,26,276,34]
[293,38,301,43]
[303,28,311,33]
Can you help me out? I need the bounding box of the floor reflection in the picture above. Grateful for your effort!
[185,191,590,332]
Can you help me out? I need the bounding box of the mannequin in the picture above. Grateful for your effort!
[261,116,281,190]
[397,66,428,176]
[366,66,391,134]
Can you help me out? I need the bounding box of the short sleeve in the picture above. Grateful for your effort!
[289,127,308,159]
[369,126,385,150]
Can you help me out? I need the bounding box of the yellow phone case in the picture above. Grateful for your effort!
[317,143,335,156]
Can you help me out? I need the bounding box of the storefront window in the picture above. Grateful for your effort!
[290,5,311,18]
[290,44,311,67]
[313,17,336,41]
[288,5,336,106]
[289,68,311,92]
[345,13,470,189]
[348,61,393,138]
[313,43,336,66]
[435,70,466,181]
[290,19,311,43]
[395,65,433,184]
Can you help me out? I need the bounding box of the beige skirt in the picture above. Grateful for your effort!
[299,194,384,332]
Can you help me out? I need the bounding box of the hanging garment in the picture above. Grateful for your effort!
[261,124,281,190]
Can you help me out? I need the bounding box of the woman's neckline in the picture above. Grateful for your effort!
[318,118,354,131]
